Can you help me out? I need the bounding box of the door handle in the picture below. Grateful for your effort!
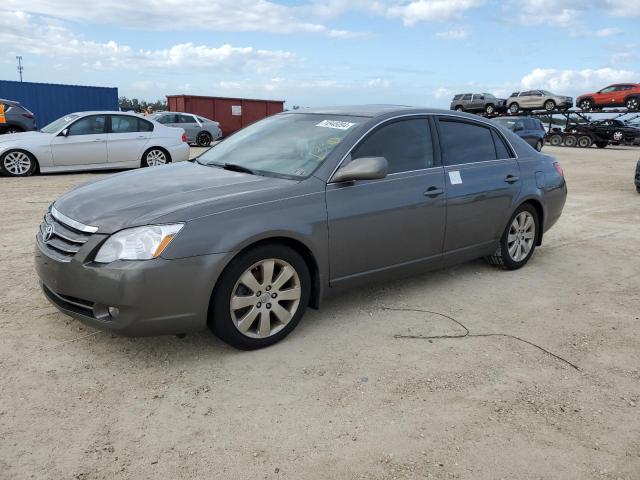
[137,135,146,139]
[423,186,444,197]
[504,174,519,183]
[93,139,105,142]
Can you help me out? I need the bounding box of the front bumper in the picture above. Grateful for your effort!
[35,237,232,336]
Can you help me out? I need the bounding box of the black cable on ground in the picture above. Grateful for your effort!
[382,306,580,371]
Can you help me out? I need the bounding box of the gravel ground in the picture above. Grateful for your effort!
[1,146,639,479]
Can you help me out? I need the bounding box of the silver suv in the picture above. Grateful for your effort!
[450,93,507,115]
[507,90,573,114]
[0,99,37,134]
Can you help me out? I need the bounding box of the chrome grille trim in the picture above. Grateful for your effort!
[38,210,94,261]
[51,206,98,233]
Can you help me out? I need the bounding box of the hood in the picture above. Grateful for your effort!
[53,162,297,233]
[0,131,51,145]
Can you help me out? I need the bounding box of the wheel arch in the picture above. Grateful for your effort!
[1,147,41,174]
[141,145,172,166]
[518,198,545,246]
[209,236,322,320]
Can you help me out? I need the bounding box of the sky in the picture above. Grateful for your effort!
[1,0,639,109]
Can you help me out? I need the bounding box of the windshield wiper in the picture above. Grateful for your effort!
[221,163,258,175]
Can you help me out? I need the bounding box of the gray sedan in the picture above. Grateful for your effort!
[35,106,567,350]
[149,111,222,146]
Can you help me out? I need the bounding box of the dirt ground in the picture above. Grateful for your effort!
[1,146,639,480]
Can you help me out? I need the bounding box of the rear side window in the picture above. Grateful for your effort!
[352,118,433,174]
[177,114,195,123]
[139,119,154,132]
[156,114,175,124]
[111,115,139,133]
[439,120,497,165]
[491,130,513,159]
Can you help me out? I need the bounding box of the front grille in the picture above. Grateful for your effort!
[37,212,92,262]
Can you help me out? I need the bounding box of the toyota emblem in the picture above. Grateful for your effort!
[43,224,54,242]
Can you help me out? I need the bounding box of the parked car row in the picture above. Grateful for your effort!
[0,111,189,177]
[451,83,640,114]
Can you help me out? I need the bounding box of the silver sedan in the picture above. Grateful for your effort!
[149,112,222,146]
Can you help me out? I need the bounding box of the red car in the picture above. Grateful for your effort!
[576,83,640,111]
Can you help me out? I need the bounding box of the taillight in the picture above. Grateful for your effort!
[554,162,564,177]
[181,132,187,142]
[22,113,34,119]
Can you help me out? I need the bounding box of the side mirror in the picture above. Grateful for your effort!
[514,125,524,132]
[332,156,388,183]
[60,128,69,137]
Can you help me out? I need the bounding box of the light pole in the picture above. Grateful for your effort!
[16,56,23,82]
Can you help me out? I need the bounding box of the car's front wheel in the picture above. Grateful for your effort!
[196,131,212,147]
[544,100,556,111]
[0,150,37,177]
[142,147,170,167]
[486,204,538,270]
[485,104,495,114]
[210,244,311,350]
[508,103,519,114]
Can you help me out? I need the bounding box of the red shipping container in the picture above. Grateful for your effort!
[166,95,284,137]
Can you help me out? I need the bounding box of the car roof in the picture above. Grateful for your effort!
[0,98,22,106]
[67,111,144,116]
[285,105,456,118]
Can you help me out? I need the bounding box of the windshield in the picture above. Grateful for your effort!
[541,90,554,95]
[40,114,80,134]
[492,117,517,131]
[197,114,362,179]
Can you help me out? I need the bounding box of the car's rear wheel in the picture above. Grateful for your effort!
[508,103,519,114]
[196,131,212,147]
[0,150,37,177]
[548,134,562,146]
[577,135,592,148]
[534,139,543,151]
[579,99,593,110]
[626,97,639,111]
[485,104,495,114]
[210,244,311,350]
[564,135,577,147]
[142,147,170,167]
[486,204,538,270]
[455,106,463,112]
[544,100,556,111]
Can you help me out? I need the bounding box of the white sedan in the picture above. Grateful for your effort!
[0,111,190,177]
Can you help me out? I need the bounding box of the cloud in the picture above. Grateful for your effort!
[1,1,364,37]
[387,0,484,25]
[0,11,294,73]
[367,78,390,87]
[513,0,640,26]
[434,29,469,40]
[595,27,622,37]
[520,67,639,94]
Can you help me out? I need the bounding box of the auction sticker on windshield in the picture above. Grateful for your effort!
[316,120,356,130]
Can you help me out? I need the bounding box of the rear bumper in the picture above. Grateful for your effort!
[35,239,232,336]
[168,142,190,162]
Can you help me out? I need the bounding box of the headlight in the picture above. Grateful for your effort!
[94,223,184,263]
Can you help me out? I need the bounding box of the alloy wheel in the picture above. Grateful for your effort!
[626,98,639,111]
[612,131,624,142]
[509,103,519,114]
[580,100,592,110]
[197,132,212,147]
[146,149,167,166]
[3,151,32,175]
[544,100,555,111]
[507,211,535,262]
[485,105,494,114]
[230,258,301,339]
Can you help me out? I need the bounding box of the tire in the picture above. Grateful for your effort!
[626,97,639,111]
[564,135,577,147]
[544,100,556,111]
[455,106,464,112]
[196,131,212,147]
[534,139,543,151]
[0,149,37,177]
[486,204,539,270]
[579,99,593,111]
[508,103,519,114]
[612,130,624,142]
[548,134,563,146]
[636,185,640,193]
[485,104,495,115]
[210,244,311,350]
[142,147,170,167]
[5,126,23,134]
[577,135,592,148]
[595,142,608,149]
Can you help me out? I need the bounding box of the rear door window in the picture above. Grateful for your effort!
[439,120,498,165]
[492,130,514,159]
[462,94,472,101]
[110,115,139,133]
[156,114,176,124]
